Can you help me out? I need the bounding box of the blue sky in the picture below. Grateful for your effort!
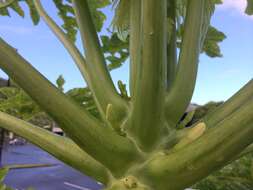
[0,0,252,105]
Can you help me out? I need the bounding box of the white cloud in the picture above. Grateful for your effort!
[221,0,247,12]
[219,0,253,19]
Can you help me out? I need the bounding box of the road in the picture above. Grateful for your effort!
[2,143,103,190]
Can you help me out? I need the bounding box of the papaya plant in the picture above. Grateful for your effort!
[0,0,252,190]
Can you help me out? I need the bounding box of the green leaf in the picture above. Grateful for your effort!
[66,88,100,118]
[246,0,253,15]
[25,0,40,25]
[175,0,225,58]
[56,75,65,92]
[111,0,130,38]
[0,167,16,190]
[194,154,253,190]
[0,87,19,98]
[0,0,110,42]
[101,33,129,71]
[117,80,128,99]
[52,0,110,42]
[53,0,77,42]
[0,0,39,24]
[202,26,226,57]
[0,87,41,121]
[87,0,110,31]
[0,0,15,8]
[0,7,9,16]
[191,101,224,125]
[10,1,24,17]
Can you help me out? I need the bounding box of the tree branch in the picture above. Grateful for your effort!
[167,0,177,90]
[165,0,205,127]
[0,38,142,176]
[127,0,167,151]
[129,0,142,97]
[137,97,253,190]
[72,0,128,128]
[0,111,110,184]
[0,0,15,8]
[204,79,253,127]
[164,79,253,151]
[33,0,89,79]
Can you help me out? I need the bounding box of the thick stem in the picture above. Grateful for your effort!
[72,0,128,128]
[165,0,205,127]
[171,79,253,150]
[167,79,253,151]
[127,0,167,151]
[0,38,142,176]
[0,111,110,184]
[167,0,177,90]
[204,79,253,127]
[137,98,253,190]
[129,0,142,97]
[104,175,151,190]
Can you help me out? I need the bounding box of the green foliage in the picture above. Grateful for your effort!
[0,85,53,126]
[117,80,128,99]
[112,0,226,59]
[246,0,253,15]
[194,154,253,190]
[66,87,100,118]
[182,102,253,190]
[52,0,77,42]
[0,0,236,61]
[202,26,227,57]
[0,78,100,122]
[0,0,129,70]
[0,0,15,8]
[52,0,110,42]
[101,33,129,71]
[190,101,224,125]
[176,101,224,129]
[0,87,41,121]
[176,0,226,58]
[87,0,111,31]
[8,1,24,17]
[0,0,39,24]
[0,167,34,190]
[0,0,110,41]
[111,0,129,40]
[0,167,13,190]
[56,75,65,92]
[26,0,40,24]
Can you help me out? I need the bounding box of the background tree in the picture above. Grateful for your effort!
[0,0,252,190]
